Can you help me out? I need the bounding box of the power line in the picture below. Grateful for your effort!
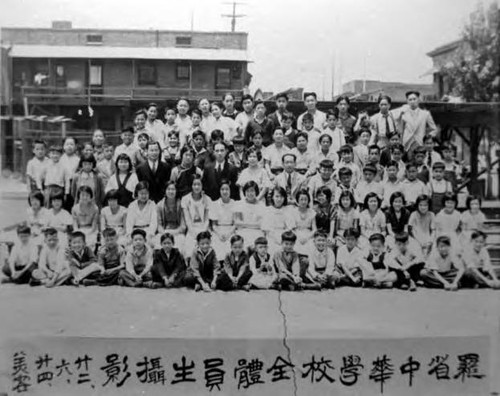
[221,1,246,32]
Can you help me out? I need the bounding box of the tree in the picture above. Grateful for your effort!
[441,2,500,102]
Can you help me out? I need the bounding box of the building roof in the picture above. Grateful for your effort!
[426,39,463,57]
[8,44,250,62]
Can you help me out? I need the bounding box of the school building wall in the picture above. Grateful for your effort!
[1,28,248,50]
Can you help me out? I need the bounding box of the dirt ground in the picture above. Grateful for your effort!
[1,285,499,394]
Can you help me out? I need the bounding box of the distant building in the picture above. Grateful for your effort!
[341,80,435,102]
[426,39,466,100]
[267,88,304,102]
[253,89,274,101]
[0,21,251,130]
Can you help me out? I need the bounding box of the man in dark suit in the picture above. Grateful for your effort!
[136,141,171,203]
[202,142,239,201]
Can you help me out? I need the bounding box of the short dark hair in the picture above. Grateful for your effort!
[338,167,353,177]
[230,234,244,245]
[281,230,297,243]
[405,161,418,171]
[147,141,162,151]
[131,228,147,239]
[390,191,406,207]
[295,132,309,142]
[271,186,288,207]
[378,94,392,105]
[121,126,134,135]
[50,192,65,204]
[432,161,445,170]
[282,153,296,163]
[338,190,356,209]
[442,192,458,207]
[364,192,382,209]
[313,230,328,239]
[363,164,378,175]
[465,195,482,210]
[336,95,350,105]
[405,90,420,98]
[196,230,212,242]
[114,153,133,172]
[247,147,262,162]
[344,228,359,239]
[28,190,45,207]
[160,232,175,244]
[339,144,353,154]
[390,144,404,153]
[471,230,487,241]
[70,231,86,243]
[319,159,334,169]
[134,181,150,198]
[368,144,380,154]
[415,194,431,210]
[359,128,372,137]
[302,113,314,123]
[254,236,268,246]
[304,92,317,101]
[319,134,333,144]
[386,160,399,169]
[369,233,385,244]
[211,129,225,141]
[102,228,117,238]
[44,227,58,237]
[48,145,63,154]
[33,140,46,148]
[79,153,97,169]
[17,225,31,235]
[77,185,94,200]
[436,235,451,246]
[316,186,332,202]
[295,189,311,205]
[243,181,260,196]
[395,232,409,243]
[275,92,289,101]
[241,94,254,103]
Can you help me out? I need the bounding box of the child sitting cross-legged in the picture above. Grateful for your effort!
[332,228,364,287]
[361,233,397,289]
[31,227,72,287]
[273,231,303,291]
[216,234,252,291]
[387,232,425,291]
[1,225,38,284]
[118,228,157,288]
[247,237,278,290]
[461,230,500,289]
[65,231,104,286]
[304,231,336,289]
[95,227,125,286]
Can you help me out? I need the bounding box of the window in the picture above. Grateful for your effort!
[216,67,231,89]
[89,65,102,86]
[138,63,156,85]
[86,34,103,45]
[176,63,190,80]
[232,64,242,80]
[175,36,192,47]
[55,65,66,87]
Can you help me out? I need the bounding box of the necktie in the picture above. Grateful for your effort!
[385,115,391,136]
[152,162,156,173]
[286,173,292,200]
[427,152,432,167]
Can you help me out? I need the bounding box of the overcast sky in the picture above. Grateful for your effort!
[0,0,488,98]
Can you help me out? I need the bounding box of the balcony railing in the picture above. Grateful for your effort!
[18,85,243,102]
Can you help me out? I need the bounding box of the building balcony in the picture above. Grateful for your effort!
[16,85,244,105]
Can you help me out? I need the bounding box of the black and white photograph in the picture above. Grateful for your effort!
[0,0,499,395]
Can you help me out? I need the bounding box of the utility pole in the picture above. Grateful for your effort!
[221,2,246,32]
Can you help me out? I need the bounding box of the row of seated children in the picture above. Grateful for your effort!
[2,223,499,292]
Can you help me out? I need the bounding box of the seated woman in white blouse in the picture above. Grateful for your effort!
[125,181,157,246]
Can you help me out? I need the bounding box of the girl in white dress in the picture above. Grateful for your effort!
[181,174,211,256]
[263,187,296,254]
[234,181,266,249]
[293,189,316,255]
[236,148,271,202]
[125,182,157,246]
[209,180,236,259]
[100,189,128,246]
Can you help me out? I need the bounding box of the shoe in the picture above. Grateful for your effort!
[194,284,202,292]
[400,284,409,290]
[288,284,296,292]
[82,279,97,286]
[242,284,251,292]
[409,280,417,292]
[0,278,12,284]
[416,280,424,287]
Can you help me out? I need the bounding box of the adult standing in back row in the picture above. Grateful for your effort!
[136,142,171,203]
[369,95,399,149]
[297,92,327,132]
[400,91,437,158]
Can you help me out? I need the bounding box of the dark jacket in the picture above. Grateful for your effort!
[222,251,249,278]
[190,248,220,283]
[153,248,186,279]
[202,161,239,201]
[136,160,172,203]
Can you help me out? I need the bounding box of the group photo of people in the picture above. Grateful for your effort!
[1,91,498,293]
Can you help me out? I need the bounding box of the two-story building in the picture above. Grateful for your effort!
[0,21,251,130]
